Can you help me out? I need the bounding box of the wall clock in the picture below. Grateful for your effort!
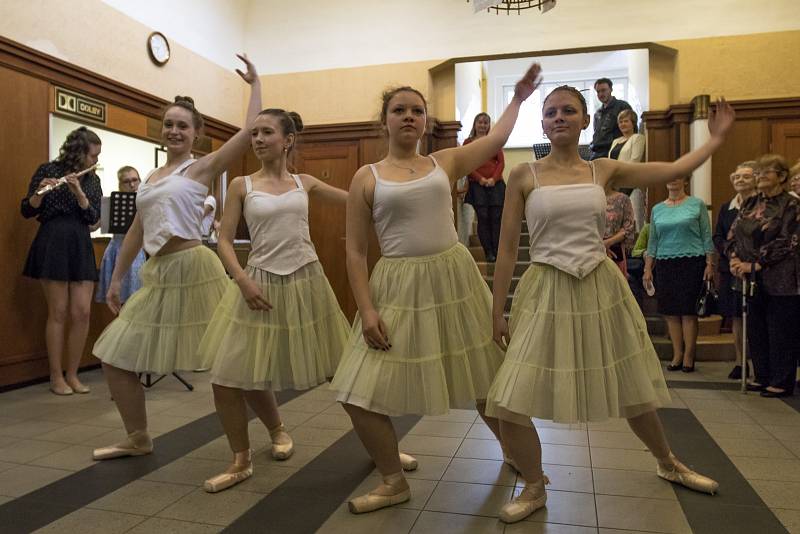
[147,31,170,66]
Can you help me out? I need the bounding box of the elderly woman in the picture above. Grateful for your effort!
[727,154,800,397]
[609,109,646,229]
[604,190,635,274]
[790,161,800,198]
[644,176,715,372]
[713,162,757,380]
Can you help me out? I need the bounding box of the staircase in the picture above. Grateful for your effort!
[466,221,735,362]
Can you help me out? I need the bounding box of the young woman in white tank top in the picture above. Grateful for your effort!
[329,64,542,514]
[196,109,355,492]
[91,55,262,462]
[484,86,736,523]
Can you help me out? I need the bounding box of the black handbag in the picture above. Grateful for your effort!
[696,280,719,317]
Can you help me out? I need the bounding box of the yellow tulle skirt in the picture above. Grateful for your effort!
[486,257,670,424]
[200,261,350,391]
[93,245,228,374]
[330,243,504,416]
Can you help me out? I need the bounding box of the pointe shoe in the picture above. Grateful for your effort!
[204,451,253,493]
[499,475,550,523]
[399,452,418,471]
[657,454,718,495]
[50,383,73,396]
[93,430,153,460]
[269,424,294,460]
[348,472,410,514]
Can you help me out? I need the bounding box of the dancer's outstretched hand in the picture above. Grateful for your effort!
[493,314,510,351]
[235,53,258,84]
[709,98,735,140]
[361,309,391,352]
[237,276,272,311]
[513,63,542,103]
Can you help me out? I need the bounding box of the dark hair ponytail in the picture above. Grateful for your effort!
[56,126,101,172]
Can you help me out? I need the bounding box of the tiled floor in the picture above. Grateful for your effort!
[0,363,798,533]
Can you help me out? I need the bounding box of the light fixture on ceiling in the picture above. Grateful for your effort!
[469,0,557,15]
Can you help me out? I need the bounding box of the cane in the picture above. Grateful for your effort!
[740,272,748,394]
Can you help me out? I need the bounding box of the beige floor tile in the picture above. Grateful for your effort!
[280,398,337,414]
[186,436,263,462]
[0,464,72,497]
[676,388,730,400]
[746,411,800,427]
[35,405,115,425]
[252,442,326,469]
[541,444,591,468]
[781,440,800,459]
[466,423,497,440]
[401,435,463,457]
[317,502,420,534]
[441,457,517,486]
[0,496,11,505]
[590,448,654,472]
[33,508,146,534]
[536,464,594,493]
[773,508,800,533]
[663,396,687,409]
[764,425,800,442]
[35,423,116,445]
[692,408,755,425]
[409,420,472,438]
[524,488,597,527]
[157,486,264,526]
[77,410,129,429]
[424,409,479,423]
[751,480,800,510]
[682,398,739,412]
[146,414,197,434]
[507,522,598,534]
[0,438,71,464]
[348,475,437,510]
[28,444,96,471]
[288,426,349,447]
[381,454,452,481]
[730,456,800,482]
[595,494,690,533]
[425,480,513,517]
[455,438,503,461]
[144,457,231,487]
[270,409,315,429]
[126,517,222,534]
[714,437,795,459]
[411,510,505,533]
[586,419,630,433]
[88,479,196,515]
[592,468,676,500]
[588,431,646,450]
[598,530,659,534]
[0,419,68,439]
[233,464,297,494]
[701,422,768,440]
[159,401,215,419]
[302,413,353,430]
[0,461,18,473]
[538,428,589,446]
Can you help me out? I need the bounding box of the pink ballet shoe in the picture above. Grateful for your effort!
[204,450,253,493]
[348,472,410,514]
[93,430,153,460]
[269,424,294,460]
[657,454,718,495]
[399,452,418,471]
[499,474,550,523]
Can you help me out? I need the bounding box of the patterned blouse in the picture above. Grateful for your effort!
[20,161,102,225]
[604,191,635,251]
[726,191,800,296]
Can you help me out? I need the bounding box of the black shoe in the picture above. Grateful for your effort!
[682,365,695,373]
[761,389,792,398]
[746,383,765,392]
[666,363,682,372]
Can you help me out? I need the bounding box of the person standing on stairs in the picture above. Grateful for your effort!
[486,85,734,523]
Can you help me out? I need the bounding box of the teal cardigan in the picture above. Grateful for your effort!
[647,196,714,259]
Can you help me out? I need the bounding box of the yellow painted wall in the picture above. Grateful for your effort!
[652,30,800,108]
[501,148,534,179]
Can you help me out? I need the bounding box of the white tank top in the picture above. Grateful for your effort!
[243,174,318,275]
[371,155,458,258]
[137,159,207,256]
[525,161,608,279]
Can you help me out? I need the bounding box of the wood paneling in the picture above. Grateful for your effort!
[771,121,800,164]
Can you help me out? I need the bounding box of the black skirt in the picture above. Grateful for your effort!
[654,256,705,316]
[717,271,743,318]
[23,215,98,282]
[465,180,506,207]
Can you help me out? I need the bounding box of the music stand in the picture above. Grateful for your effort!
[102,193,194,392]
[532,143,551,160]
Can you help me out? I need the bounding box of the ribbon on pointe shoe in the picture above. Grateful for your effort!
[657,453,718,495]
[499,474,550,524]
[269,423,294,460]
[348,472,410,514]
[204,450,253,493]
[92,430,153,460]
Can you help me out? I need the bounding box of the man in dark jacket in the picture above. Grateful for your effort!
[589,77,632,160]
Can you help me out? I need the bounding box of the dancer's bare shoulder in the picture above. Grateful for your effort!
[507,162,535,198]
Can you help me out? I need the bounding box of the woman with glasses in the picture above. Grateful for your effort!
[727,154,800,397]
[95,166,146,306]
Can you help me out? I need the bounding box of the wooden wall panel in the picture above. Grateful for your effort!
[772,121,800,164]
[710,119,766,216]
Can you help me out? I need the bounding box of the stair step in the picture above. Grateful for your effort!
[651,333,736,362]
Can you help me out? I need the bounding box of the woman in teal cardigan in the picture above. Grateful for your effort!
[643,177,715,372]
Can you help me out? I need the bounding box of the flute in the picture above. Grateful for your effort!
[35,164,99,196]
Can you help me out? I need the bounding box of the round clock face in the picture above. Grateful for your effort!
[148,32,170,65]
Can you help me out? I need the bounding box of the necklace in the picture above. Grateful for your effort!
[387,159,417,175]
[666,194,687,206]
